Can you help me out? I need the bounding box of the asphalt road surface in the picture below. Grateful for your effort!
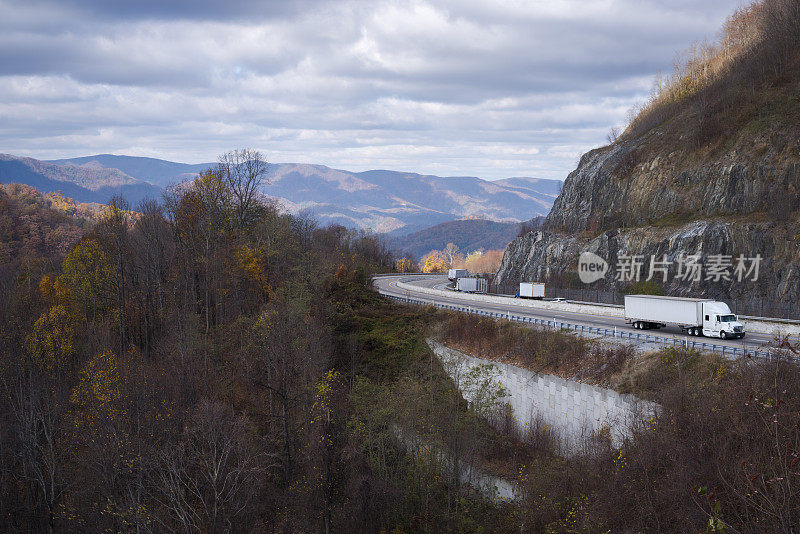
[374,274,779,353]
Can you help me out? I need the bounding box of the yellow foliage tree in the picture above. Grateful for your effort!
[421,250,449,273]
[70,350,124,427]
[61,238,114,320]
[394,257,415,273]
[236,244,271,293]
[464,249,505,273]
[26,304,78,372]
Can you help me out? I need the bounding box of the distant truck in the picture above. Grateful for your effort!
[518,282,545,299]
[456,277,487,293]
[624,295,745,339]
[448,268,468,281]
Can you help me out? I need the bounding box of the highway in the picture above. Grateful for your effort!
[373,274,779,354]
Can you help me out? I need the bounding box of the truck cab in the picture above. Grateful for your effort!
[701,302,745,339]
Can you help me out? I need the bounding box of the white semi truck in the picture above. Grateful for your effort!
[518,282,545,299]
[448,268,468,281]
[456,277,487,293]
[624,295,745,339]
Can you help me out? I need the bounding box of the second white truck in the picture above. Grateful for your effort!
[624,294,745,339]
[456,277,487,293]
[518,282,545,299]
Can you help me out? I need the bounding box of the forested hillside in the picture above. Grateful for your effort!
[390,218,519,260]
[0,153,524,532]
[0,184,96,289]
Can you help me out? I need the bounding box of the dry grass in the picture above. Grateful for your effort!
[432,313,635,387]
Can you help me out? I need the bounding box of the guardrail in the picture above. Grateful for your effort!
[371,272,434,277]
[372,274,800,329]
[381,293,787,362]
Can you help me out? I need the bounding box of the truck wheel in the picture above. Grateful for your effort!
[720,331,727,340]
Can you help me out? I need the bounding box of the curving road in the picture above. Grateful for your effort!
[374,274,780,354]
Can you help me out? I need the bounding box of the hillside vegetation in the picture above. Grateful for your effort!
[390,218,518,261]
[625,0,800,150]
[0,159,534,532]
[3,172,800,532]
[432,314,800,532]
[546,0,800,234]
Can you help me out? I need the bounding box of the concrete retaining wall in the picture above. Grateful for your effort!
[428,340,657,453]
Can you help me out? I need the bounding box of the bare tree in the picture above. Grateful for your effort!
[130,199,174,357]
[606,126,621,144]
[153,400,265,534]
[99,196,131,355]
[217,149,269,230]
[443,242,460,267]
[245,294,329,488]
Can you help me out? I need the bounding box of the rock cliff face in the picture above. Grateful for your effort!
[496,220,800,310]
[545,134,800,234]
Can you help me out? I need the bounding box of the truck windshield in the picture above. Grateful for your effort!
[719,315,736,322]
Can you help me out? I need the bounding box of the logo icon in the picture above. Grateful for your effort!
[578,251,608,284]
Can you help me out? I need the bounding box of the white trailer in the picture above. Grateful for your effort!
[624,294,745,339]
[456,277,487,293]
[519,282,545,299]
[448,268,468,281]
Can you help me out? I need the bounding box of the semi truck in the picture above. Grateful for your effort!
[448,268,468,281]
[624,295,745,339]
[456,277,487,293]
[518,282,545,299]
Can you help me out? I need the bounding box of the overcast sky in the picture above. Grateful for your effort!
[1,0,743,180]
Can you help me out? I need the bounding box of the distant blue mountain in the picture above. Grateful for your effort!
[3,153,561,235]
[0,154,163,205]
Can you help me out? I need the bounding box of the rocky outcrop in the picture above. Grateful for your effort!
[546,136,800,234]
[496,220,800,313]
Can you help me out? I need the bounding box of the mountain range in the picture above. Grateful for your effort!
[0,153,561,235]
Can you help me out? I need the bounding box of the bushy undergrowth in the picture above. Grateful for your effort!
[624,0,800,150]
[435,313,634,384]
[432,312,800,532]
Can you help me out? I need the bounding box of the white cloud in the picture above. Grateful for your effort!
[0,0,742,179]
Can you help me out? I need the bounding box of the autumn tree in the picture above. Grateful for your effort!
[245,291,330,489]
[61,238,114,323]
[421,250,448,273]
[394,257,415,273]
[464,249,505,273]
[129,199,174,356]
[166,172,231,335]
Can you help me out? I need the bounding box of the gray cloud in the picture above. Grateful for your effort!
[0,0,743,180]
